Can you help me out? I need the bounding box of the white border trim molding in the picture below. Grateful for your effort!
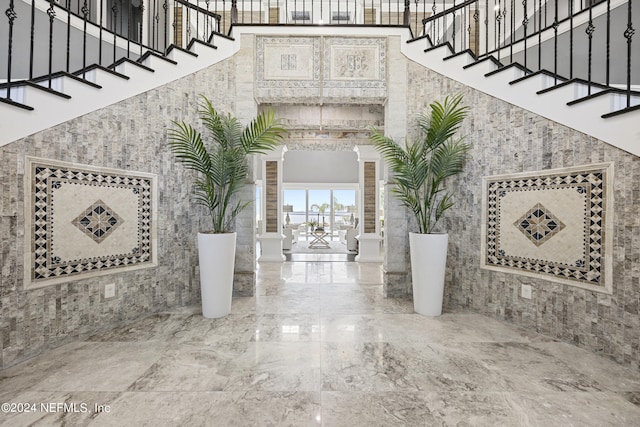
[481,162,614,294]
[24,156,158,289]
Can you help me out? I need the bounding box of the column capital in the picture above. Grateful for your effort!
[353,145,379,161]
[262,145,287,161]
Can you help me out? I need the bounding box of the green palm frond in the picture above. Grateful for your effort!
[370,95,471,234]
[242,109,287,154]
[167,95,287,233]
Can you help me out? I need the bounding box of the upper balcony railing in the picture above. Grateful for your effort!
[2,0,637,110]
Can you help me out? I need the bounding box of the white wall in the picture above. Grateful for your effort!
[283,151,358,183]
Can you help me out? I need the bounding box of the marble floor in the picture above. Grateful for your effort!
[2,261,640,426]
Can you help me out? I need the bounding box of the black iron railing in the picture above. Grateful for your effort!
[2,0,221,100]
[2,0,637,111]
[422,0,637,109]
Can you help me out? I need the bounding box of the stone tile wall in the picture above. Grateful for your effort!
[404,61,640,368]
[2,31,638,372]
[0,59,238,369]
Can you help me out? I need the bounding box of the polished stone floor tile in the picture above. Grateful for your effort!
[1,261,640,426]
[129,341,322,392]
[89,391,322,427]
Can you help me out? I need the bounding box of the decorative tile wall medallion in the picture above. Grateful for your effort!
[256,37,320,85]
[24,157,158,289]
[481,163,613,293]
[324,37,386,86]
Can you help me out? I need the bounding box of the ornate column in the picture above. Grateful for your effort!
[258,145,287,261]
[354,145,383,262]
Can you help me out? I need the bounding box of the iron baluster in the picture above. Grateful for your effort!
[112,1,118,66]
[99,0,104,66]
[453,0,456,51]
[585,3,594,95]
[186,5,191,41]
[606,0,610,86]
[510,0,514,63]
[230,0,237,26]
[82,0,89,78]
[171,1,176,47]
[30,0,35,80]
[473,7,479,55]
[569,0,573,78]
[5,0,17,99]
[127,0,132,58]
[495,0,501,60]
[162,0,169,53]
[432,0,436,44]
[464,4,468,50]
[522,0,528,71]
[152,0,157,51]
[552,8,559,84]
[47,0,56,88]
[624,0,634,107]
[206,0,210,41]
[537,0,541,71]
[403,0,409,26]
[66,0,71,72]
[140,0,145,56]
[485,0,489,56]
[163,0,168,52]
[502,6,506,57]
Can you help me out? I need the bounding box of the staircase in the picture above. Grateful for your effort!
[1,0,639,156]
[401,36,640,157]
[0,35,238,147]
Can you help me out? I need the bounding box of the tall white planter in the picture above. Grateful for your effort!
[197,232,236,318]
[409,232,449,316]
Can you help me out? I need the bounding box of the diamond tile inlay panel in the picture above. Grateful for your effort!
[481,163,613,293]
[72,200,123,243]
[24,157,158,288]
[515,203,565,246]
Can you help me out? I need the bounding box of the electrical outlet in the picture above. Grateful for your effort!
[521,284,532,299]
[105,283,116,299]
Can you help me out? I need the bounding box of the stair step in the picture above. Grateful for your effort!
[509,70,567,91]
[32,71,102,93]
[484,63,529,80]
[0,81,70,106]
[166,44,203,68]
[536,79,607,106]
[75,64,130,85]
[462,56,502,71]
[113,58,156,79]
[138,51,178,68]
[602,103,640,119]
[0,96,33,111]
[424,42,455,56]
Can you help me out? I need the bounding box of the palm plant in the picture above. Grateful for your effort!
[168,95,286,233]
[369,94,471,234]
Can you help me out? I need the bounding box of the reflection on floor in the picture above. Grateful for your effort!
[285,239,357,262]
[1,261,639,426]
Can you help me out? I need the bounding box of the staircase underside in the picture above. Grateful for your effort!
[1,26,638,157]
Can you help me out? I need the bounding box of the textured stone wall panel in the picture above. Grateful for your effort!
[406,61,640,369]
[0,60,236,369]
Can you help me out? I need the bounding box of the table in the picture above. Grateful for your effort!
[309,230,330,249]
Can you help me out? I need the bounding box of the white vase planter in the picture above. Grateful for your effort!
[197,232,236,318]
[409,232,449,316]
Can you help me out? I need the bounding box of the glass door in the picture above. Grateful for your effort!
[283,187,358,242]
